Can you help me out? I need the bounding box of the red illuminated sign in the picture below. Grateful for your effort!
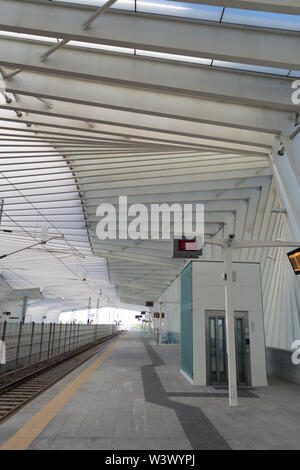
[178,239,198,251]
[173,238,202,259]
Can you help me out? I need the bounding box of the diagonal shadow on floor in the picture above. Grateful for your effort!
[141,337,231,450]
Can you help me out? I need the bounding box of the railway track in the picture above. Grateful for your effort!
[0,332,122,424]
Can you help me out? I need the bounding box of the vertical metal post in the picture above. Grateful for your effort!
[68,323,72,351]
[58,323,62,353]
[87,297,92,324]
[72,323,75,349]
[16,321,23,366]
[1,321,7,342]
[29,322,35,364]
[21,296,28,323]
[51,323,56,356]
[96,298,100,324]
[0,199,4,226]
[39,322,44,361]
[77,324,80,349]
[64,323,68,352]
[224,246,238,407]
[159,302,163,344]
[151,312,155,342]
[72,322,76,350]
[94,322,98,342]
[47,323,53,358]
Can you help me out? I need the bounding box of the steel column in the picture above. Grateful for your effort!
[223,246,238,407]
[16,321,23,367]
[28,321,35,364]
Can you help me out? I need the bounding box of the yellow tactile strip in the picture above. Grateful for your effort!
[0,334,125,450]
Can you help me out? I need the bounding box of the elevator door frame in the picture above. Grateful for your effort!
[205,310,251,387]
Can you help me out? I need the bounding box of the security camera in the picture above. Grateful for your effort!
[229,234,235,239]
[278,147,285,156]
[16,111,22,118]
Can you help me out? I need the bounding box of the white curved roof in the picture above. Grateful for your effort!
[0,1,299,341]
[0,105,118,309]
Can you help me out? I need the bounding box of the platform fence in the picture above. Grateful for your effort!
[0,322,117,375]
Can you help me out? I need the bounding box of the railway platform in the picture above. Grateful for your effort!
[0,332,300,451]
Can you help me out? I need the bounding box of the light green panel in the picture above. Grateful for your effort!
[180,262,193,379]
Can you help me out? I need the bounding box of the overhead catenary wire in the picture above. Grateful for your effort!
[0,171,108,300]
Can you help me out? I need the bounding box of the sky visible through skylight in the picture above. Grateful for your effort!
[54,0,300,32]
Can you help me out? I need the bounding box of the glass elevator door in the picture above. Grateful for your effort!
[206,311,250,386]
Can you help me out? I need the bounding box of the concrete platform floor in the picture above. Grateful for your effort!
[0,332,300,450]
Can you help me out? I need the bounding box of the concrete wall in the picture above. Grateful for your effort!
[266,347,300,385]
[262,245,300,350]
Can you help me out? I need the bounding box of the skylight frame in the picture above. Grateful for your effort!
[52,0,300,33]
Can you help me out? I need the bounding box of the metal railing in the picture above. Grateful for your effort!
[0,322,117,375]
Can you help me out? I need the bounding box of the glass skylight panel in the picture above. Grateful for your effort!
[54,0,134,11]
[68,40,134,54]
[136,49,212,65]
[222,8,300,32]
[213,60,290,76]
[136,1,223,21]
[0,31,57,43]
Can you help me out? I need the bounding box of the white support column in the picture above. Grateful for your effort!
[87,297,92,324]
[282,132,300,187]
[148,312,152,334]
[96,297,100,324]
[270,146,300,239]
[159,301,163,345]
[21,296,28,323]
[271,134,300,240]
[223,246,238,407]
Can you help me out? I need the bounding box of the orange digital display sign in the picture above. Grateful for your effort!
[287,248,300,275]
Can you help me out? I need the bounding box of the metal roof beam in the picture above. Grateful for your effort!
[0,0,299,70]
[0,111,277,148]
[0,38,295,112]
[2,76,291,133]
